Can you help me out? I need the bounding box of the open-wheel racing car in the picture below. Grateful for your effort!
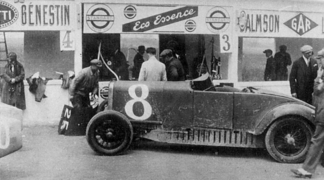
[86,74,315,163]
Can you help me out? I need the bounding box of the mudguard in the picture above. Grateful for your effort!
[250,103,315,135]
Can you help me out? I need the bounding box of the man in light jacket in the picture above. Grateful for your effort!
[138,47,167,81]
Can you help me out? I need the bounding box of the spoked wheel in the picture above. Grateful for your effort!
[86,110,133,155]
[265,117,313,163]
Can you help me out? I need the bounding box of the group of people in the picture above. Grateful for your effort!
[263,45,292,81]
[132,45,186,82]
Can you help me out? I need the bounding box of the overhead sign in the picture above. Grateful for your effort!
[206,7,230,33]
[0,1,76,31]
[123,6,198,32]
[83,4,233,35]
[86,4,114,33]
[284,13,318,36]
[0,1,18,29]
[237,9,323,38]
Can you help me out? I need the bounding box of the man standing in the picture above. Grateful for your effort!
[274,45,292,80]
[138,47,167,81]
[132,45,145,80]
[1,52,26,110]
[69,59,101,108]
[263,49,276,81]
[291,49,324,178]
[289,45,318,104]
[160,49,185,81]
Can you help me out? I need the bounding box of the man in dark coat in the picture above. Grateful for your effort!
[289,45,318,104]
[69,59,101,108]
[291,48,324,178]
[263,49,276,81]
[274,45,292,80]
[1,52,26,110]
[132,45,145,80]
[160,49,185,81]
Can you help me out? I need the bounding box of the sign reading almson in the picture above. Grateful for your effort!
[238,10,280,33]
[0,1,18,29]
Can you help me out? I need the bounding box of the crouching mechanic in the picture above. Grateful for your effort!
[69,59,101,108]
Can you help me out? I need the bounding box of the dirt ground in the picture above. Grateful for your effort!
[0,125,324,180]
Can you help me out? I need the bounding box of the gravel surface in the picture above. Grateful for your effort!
[0,126,323,180]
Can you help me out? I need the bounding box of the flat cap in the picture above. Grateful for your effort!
[317,48,324,58]
[90,59,102,67]
[263,49,272,54]
[300,45,313,53]
[160,49,173,57]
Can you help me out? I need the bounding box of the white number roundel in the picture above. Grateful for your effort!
[125,84,152,121]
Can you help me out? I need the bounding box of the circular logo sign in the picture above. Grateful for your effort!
[86,4,114,33]
[124,5,136,19]
[205,7,230,33]
[185,20,196,32]
[0,1,18,29]
[100,86,109,99]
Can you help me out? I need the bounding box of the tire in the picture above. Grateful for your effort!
[86,110,133,155]
[265,117,312,163]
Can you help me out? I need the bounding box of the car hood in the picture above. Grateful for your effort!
[251,87,315,109]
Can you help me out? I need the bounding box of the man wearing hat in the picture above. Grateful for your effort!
[289,45,318,104]
[263,49,276,81]
[132,45,145,80]
[1,52,26,110]
[291,49,324,178]
[69,59,102,108]
[160,49,185,81]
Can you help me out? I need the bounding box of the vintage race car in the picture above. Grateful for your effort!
[86,74,315,163]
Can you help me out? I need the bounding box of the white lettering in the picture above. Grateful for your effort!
[154,8,196,25]
[292,18,297,30]
[297,14,305,33]
[133,21,150,31]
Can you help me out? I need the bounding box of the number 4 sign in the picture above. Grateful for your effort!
[220,33,232,53]
[60,31,75,51]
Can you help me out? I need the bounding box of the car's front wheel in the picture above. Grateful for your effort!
[265,117,312,163]
[86,110,133,155]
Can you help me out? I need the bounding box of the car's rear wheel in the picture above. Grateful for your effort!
[265,117,312,163]
[86,110,133,155]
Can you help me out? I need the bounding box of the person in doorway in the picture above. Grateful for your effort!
[160,49,185,81]
[111,48,129,80]
[138,47,167,81]
[274,45,292,80]
[132,45,145,80]
[263,49,276,81]
[291,49,324,178]
[289,45,318,104]
[1,52,26,110]
[69,59,101,109]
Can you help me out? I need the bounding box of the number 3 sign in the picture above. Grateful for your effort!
[60,31,75,51]
[220,33,232,53]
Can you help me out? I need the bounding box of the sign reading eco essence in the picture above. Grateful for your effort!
[237,9,323,38]
[83,4,233,35]
[0,1,76,31]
